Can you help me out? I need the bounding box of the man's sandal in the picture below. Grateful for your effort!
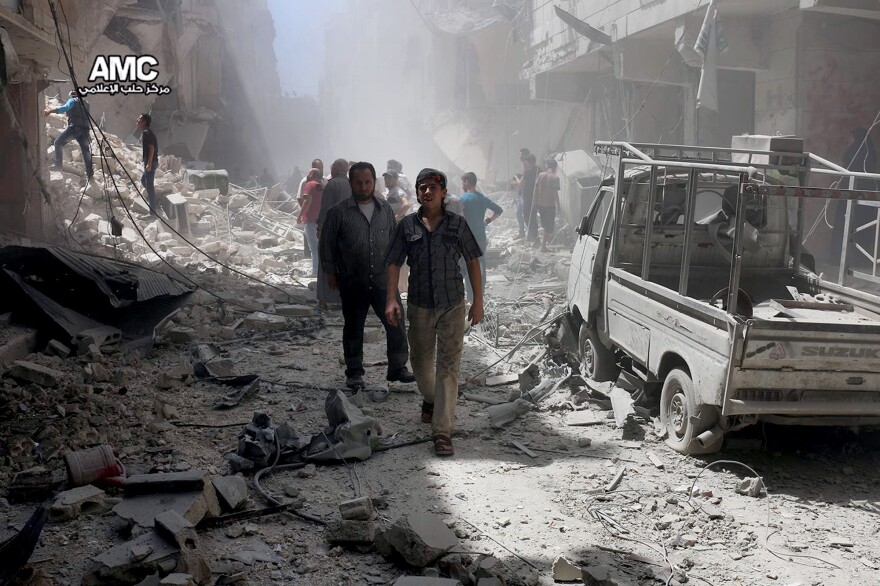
[433,435,454,456]
[421,401,434,424]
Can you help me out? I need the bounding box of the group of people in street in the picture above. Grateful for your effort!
[293,156,502,456]
[513,147,561,252]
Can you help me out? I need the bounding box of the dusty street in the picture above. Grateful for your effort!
[2,196,879,585]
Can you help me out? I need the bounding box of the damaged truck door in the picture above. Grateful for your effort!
[565,138,880,455]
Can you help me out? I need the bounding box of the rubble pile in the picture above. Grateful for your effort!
[44,97,311,287]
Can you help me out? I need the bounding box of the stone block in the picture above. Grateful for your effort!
[243,312,287,331]
[211,475,249,511]
[582,565,618,586]
[9,360,63,387]
[124,471,215,495]
[375,513,458,567]
[155,509,198,550]
[393,579,461,586]
[325,519,376,544]
[46,340,72,358]
[113,490,219,528]
[167,327,198,344]
[274,304,315,317]
[50,484,108,521]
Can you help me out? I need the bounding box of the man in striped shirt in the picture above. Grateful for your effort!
[320,161,415,389]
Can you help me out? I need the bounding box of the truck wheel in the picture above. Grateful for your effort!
[578,323,617,382]
[660,368,722,455]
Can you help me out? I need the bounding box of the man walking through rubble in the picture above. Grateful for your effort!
[297,167,324,276]
[385,168,484,457]
[459,171,502,303]
[320,161,415,389]
[136,113,160,216]
[316,159,351,307]
[44,90,94,180]
[519,153,539,244]
[533,158,560,252]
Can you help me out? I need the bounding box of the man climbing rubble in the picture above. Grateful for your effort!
[136,113,160,216]
[385,168,484,456]
[320,161,415,389]
[44,90,93,181]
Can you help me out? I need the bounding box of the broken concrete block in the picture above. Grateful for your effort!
[0,330,42,370]
[476,579,502,586]
[243,311,287,331]
[582,565,617,586]
[518,363,540,393]
[46,340,72,358]
[325,519,376,544]
[50,484,108,521]
[552,556,582,581]
[167,327,198,344]
[114,491,219,528]
[211,475,249,511]
[375,513,458,567]
[735,477,765,498]
[176,552,211,585]
[9,360,63,387]
[339,496,373,520]
[274,304,314,317]
[155,510,198,550]
[159,574,194,586]
[89,531,179,584]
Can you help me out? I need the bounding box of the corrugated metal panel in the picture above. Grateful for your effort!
[47,246,194,305]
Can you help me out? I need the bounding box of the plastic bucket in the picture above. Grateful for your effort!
[64,445,124,486]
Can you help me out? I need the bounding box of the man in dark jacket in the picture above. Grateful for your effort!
[44,90,93,180]
[319,161,415,389]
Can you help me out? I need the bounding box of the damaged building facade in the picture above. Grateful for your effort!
[321,0,880,245]
[1,0,307,241]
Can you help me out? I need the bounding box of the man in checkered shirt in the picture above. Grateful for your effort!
[385,168,484,457]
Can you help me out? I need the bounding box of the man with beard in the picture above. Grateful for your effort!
[320,161,415,389]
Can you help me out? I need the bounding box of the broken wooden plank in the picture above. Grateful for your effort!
[510,441,537,458]
[609,387,636,428]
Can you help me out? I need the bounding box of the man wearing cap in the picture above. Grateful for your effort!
[44,90,94,180]
[459,171,503,303]
[382,170,411,221]
[320,161,415,389]
[385,168,484,457]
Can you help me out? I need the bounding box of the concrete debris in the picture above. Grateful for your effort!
[154,510,198,550]
[124,471,217,495]
[88,531,179,585]
[113,490,221,528]
[604,467,625,492]
[46,339,72,358]
[226,539,283,565]
[243,312,288,331]
[211,475,249,511]
[552,556,583,581]
[9,360,64,387]
[50,484,108,521]
[274,304,314,317]
[735,477,765,498]
[338,496,374,520]
[0,329,38,371]
[375,513,459,567]
[646,452,665,469]
[325,519,377,544]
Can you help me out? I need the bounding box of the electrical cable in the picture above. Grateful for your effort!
[47,0,304,311]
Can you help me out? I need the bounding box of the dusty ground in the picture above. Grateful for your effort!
[2,197,880,586]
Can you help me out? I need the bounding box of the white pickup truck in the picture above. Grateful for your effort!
[565,138,880,454]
